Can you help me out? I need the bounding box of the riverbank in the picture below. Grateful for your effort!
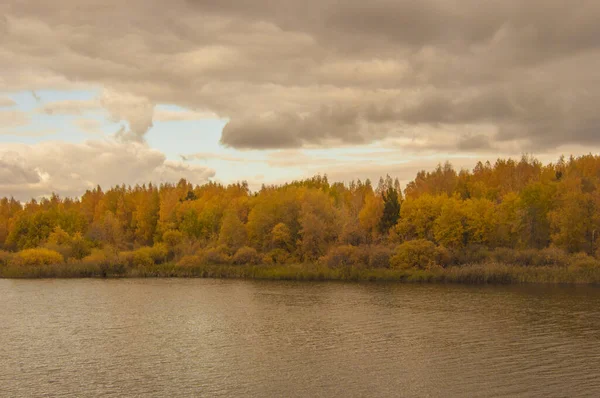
[2,262,600,284]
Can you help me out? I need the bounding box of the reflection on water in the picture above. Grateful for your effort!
[1,279,599,397]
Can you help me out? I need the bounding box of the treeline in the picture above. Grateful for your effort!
[2,154,600,276]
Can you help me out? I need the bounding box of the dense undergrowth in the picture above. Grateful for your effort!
[2,247,600,284]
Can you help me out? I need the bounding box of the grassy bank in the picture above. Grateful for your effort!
[2,261,600,284]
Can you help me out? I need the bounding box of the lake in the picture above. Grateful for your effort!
[1,279,599,397]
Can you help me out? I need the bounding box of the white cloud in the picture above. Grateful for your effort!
[154,108,218,122]
[39,99,100,115]
[0,139,215,200]
[0,110,29,128]
[73,118,103,135]
[0,96,16,107]
[0,128,57,137]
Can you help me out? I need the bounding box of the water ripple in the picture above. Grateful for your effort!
[1,280,600,397]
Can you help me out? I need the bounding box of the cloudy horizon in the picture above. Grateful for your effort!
[2,0,600,200]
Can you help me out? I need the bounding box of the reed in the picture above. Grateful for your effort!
[3,260,600,284]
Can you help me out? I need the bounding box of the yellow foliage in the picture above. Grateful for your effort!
[232,246,261,265]
[433,197,466,249]
[0,250,13,266]
[390,240,439,270]
[14,248,63,266]
[177,255,202,267]
[162,230,184,248]
[358,193,383,240]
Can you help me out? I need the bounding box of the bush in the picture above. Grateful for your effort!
[491,247,570,267]
[121,245,168,267]
[13,248,63,266]
[177,255,202,267]
[131,250,154,267]
[368,246,392,269]
[390,239,438,270]
[202,245,231,265]
[42,242,72,262]
[148,243,169,264]
[0,250,13,267]
[491,247,518,264]
[263,249,291,265]
[569,252,600,269]
[321,245,358,268]
[352,246,370,268]
[70,234,92,260]
[81,249,108,265]
[232,246,261,265]
[163,230,184,248]
[534,247,570,266]
[435,246,452,268]
[81,248,126,275]
[120,247,155,268]
[452,244,490,265]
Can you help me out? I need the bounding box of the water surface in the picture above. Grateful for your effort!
[1,279,599,397]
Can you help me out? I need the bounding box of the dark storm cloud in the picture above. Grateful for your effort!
[3,0,600,151]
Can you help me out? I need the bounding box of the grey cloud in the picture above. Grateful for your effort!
[100,90,154,142]
[457,134,494,152]
[0,151,41,184]
[220,105,384,149]
[3,0,600,151]
[399,89,517,125]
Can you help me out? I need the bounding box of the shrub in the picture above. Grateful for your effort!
[367,245,392,268]
[122,245,168,267]
[232,246,261,265]
[263,249,291,265]
[131,249,154,267]
[163,230,184,248]
[491,247,570,267]
[81,248,126,275]
[42,242,72,261]
[0,250,13,267]
[452,244,490,265]
[70,233,92,260]
[177,255,202,267]
[148,243,169,264]
[81,249,109,265]
[352,246,370,268]
[120,247,155,268]
[434,245,452,268]
[569,252,600,269]
[202,245,231,265]
[390,239,438,270]
[534,247,570,266]
[321,245,358,268]
[492,247,518,264]
[13,248,63,266]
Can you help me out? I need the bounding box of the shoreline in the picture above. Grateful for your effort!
[2,262,600,285]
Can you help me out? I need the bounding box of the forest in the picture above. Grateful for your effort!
[2,154,600,283]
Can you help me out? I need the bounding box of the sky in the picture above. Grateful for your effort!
[1,0,600,200]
